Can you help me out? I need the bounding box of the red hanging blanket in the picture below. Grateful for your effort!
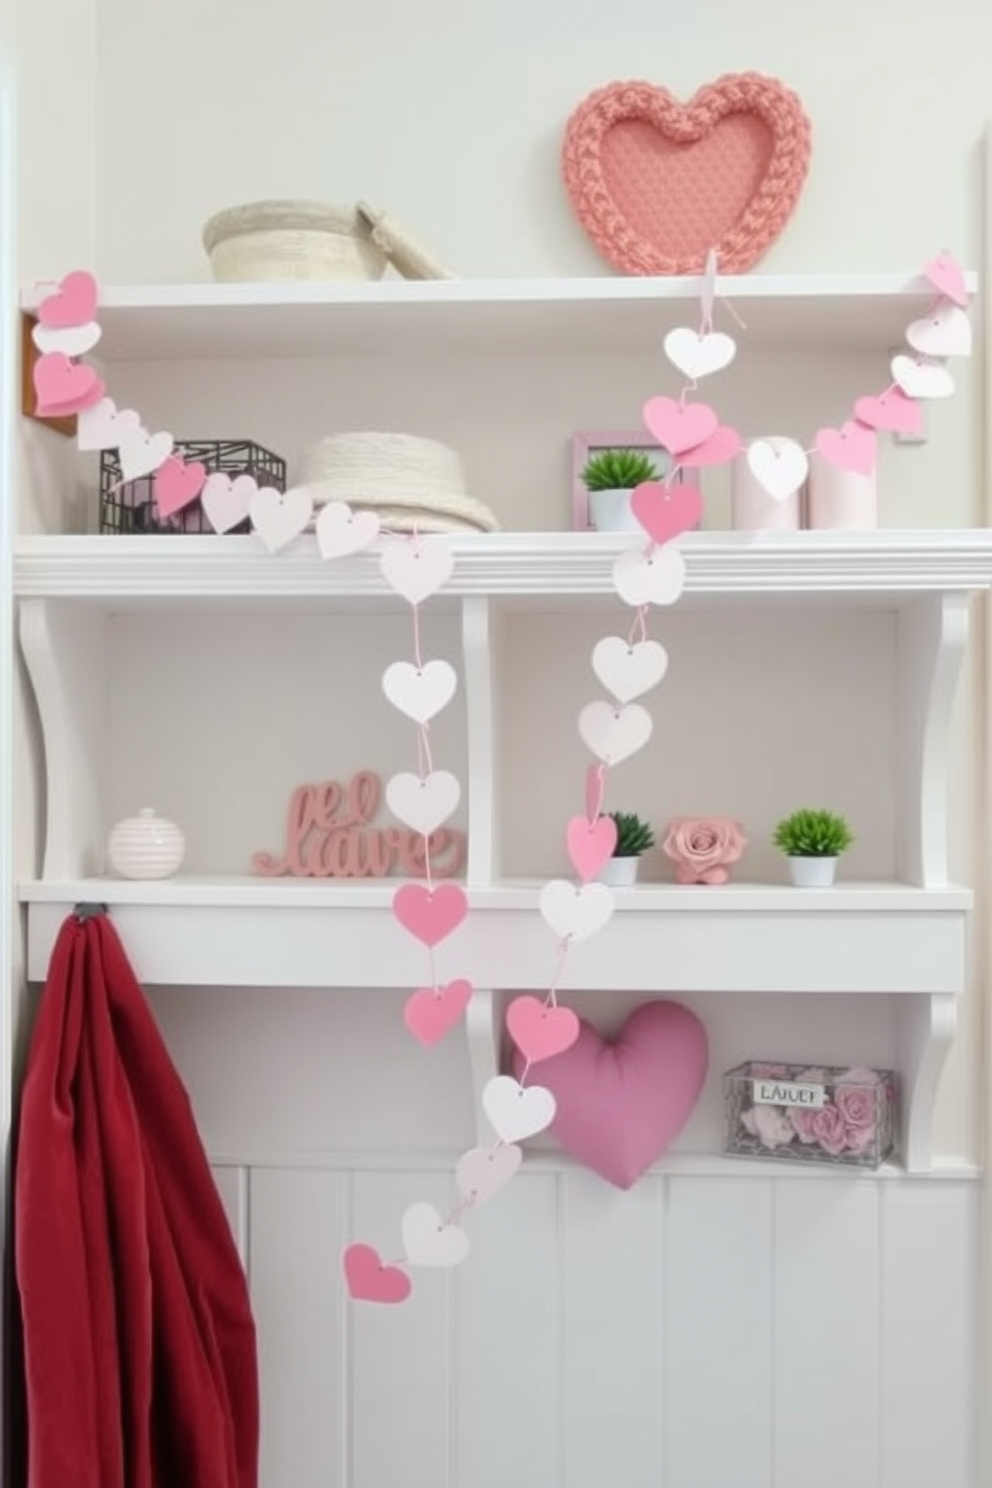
[14,911,259,1488]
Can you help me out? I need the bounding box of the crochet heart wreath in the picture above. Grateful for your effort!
[562,72,813,276]
[26,250,973,1307]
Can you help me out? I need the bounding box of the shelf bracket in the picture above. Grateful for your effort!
[897,991,957,1172]
[465,987,499,1147]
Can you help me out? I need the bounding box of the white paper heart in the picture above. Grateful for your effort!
[539,879,615,943]
[612,545,686,608]
[890,354,955,400]
[382,659,457,723]
[482,1075,556,1144]
[746,438,809,501]
[662,326,736,380]
[401,1201,470,1269]
[591,636,669,704]
[33,319,102,358]
[249,486,313,553]
[316,500,381,559]
[906,302,972,358]
[380,537,454,605]
[386,769,460,835]
[455,1143,523,1204]
[118,428,175,483]
[77,397,142,453]
[201,473,256,534]
[578,700,653,766]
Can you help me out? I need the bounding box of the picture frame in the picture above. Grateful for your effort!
[570,429,673,531]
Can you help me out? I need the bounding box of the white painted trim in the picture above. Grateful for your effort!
[14,531,992,603]
[978,117,992,1488]
[0,69,14,1488]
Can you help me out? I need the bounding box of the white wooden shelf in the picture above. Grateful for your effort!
[19,271,978,359]
[15,530,992,608]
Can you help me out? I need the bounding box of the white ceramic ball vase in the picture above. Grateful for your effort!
[107,807,185,880]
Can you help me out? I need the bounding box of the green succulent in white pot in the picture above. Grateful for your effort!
[580,448,663,532]
[598,810,656,887]
[773,808,854,888]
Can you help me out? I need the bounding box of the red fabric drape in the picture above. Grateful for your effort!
[13,912,259,1488]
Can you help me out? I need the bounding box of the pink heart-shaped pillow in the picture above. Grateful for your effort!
[512,1000,708,1189]
[562,72,812,275]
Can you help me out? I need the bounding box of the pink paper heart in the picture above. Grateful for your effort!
[392,883,468,947]
[630,481,702,545]
[853,387,922,436]
[678,424,743,469]
[584,764,605,823]
[643,396,718,456]
[32,352,103,417]
[506,995,581,1064]
[37,269,98,329]
[923,251,968,308]
[154,454,208,518]
[512,1000,708,1189]
[403,978,473,1047]
[813,420,877,477]
[343,1243,411,1304]
[566,813,617,882]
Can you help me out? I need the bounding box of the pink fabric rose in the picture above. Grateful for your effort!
[788,1107,820,1143]
[663,816,747,885]
[741,1104,795,1148]
[834,1084,876,1131]
[810,1104,848,1156]
[750,1063,789,1079]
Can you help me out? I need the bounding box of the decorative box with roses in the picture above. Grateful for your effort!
[724,1061,896,1169]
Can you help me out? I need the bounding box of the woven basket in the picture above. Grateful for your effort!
[202,200,388,283]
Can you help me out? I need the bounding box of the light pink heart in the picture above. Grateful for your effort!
[392,883,468,947]
[813,420,877,477]
[566,813,617,882]
[506,995,581,1064]
[404,978,473,1046]
[33,353,103,416]
[202,472,256,534]
[923,252,968,308]
[630,481,702,545]
[37,269,98,328]
[512,1000,708,1189]
[853,387,922,435]
[642,396,718,455]
[154,455,207,518]
[677,424,743,468]
[342,1243,411,1304]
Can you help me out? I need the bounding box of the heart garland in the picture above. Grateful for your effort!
[658,249,970,504]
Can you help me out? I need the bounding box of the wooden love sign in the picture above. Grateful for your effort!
[252,770,466,880]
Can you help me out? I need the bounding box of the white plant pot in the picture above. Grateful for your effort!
[108,807,186,880]
[588,488,641,532]
[598,856,641,887]
[787,855,838,888]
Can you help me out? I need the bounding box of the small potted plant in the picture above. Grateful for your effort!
[599,810,656,886]
[581,448,662,532]
[772,808,854,888]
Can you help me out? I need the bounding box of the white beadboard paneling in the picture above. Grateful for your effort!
[665,1178,774,1488]
[559,1171,664,1488]
[880,1182,978,1488]
[250,1167,349,1488]
[350,1169,454,1488]
[455,1172,560,1488]
[210,1162,248,1263]
[773,1181,881,1487]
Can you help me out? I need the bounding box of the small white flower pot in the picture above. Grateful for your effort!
[598,856,641,887]
[787,855,838,888]
[108,807,186,880]
[588,488,641,532]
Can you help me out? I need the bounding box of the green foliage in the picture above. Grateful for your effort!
[608,810,656,858]
[581,448,661,492]
[772,808,854,858]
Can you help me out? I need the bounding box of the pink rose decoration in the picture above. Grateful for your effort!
[663,816,747,885]
[788,1107,820,1143]
[810,1104,848,1156]
[834,1084,876,1131]
[741,1104,795,1148]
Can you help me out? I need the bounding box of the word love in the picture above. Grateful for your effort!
[252,770,466,880]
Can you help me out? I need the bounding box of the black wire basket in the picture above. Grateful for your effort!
[99,438,286,534]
